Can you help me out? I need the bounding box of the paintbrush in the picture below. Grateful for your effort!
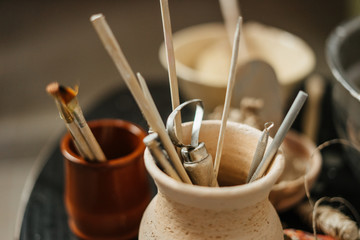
[55,83,106,162]
[46,82,96,161]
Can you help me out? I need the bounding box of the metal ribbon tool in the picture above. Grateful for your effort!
[246,122,274,183]
[166,99,218,187]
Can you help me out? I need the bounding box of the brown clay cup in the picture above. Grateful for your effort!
[61,119,151,240]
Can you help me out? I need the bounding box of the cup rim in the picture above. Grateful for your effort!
[144,120,285,197]
[61,118,146,167]
[159,22,315,88]
[272,130,322,190]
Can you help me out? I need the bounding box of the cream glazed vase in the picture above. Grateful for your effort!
[139,120,285,240]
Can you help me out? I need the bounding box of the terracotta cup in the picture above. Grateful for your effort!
[61,119,151,240]
[139,120,285,240]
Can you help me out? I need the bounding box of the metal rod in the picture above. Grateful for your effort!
[249,91,308,182]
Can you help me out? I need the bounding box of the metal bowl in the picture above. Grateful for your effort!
[326,16,360,181]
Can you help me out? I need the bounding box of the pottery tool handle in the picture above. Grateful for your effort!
[249,91,308,182]
[182,143,219,187]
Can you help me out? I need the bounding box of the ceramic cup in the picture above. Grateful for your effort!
[270,130,322,212]
[139,120,285,240]
[61,119,151,240]
[159,22,315,111]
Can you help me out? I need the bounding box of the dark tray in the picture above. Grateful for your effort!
[18,82,360,239]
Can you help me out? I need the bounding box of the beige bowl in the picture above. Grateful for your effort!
[269,130,322,212]
[159,22,315,111]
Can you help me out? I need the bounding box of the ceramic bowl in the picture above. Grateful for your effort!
[269,130,322,212]
[159,22,315,111]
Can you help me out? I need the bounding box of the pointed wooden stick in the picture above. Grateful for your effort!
[213,17,242,178]
[90,13,192,184]
[159,0,183,141]
[219,0,248,56]
[137,72,165,128]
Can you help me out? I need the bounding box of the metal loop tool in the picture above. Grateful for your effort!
[166,99,218,187]
[166,99,204,149]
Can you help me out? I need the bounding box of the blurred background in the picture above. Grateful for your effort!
[0,0,356,238]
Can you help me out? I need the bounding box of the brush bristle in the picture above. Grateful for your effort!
[58,85,77,104]
[46,82,60,96]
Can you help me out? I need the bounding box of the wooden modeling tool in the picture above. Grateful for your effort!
[219,0,248,56]
[90,13,192,184]
[213,17,242,179]
[159,0,182,141]
[136,72,165,128]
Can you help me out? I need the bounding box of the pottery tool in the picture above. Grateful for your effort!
[231,60,283,135]
[213,17,242,179]
[249,91,308,182]
[46,82,96,161]
[159,0,182,141]
[144,133,181,182]
[218,0,248,57]
[136,72,164,128]
[91,13,192,184]
[246,122,274,183]
[56,84,107,162]
[167,99,218,187]
[302,74,326,143]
